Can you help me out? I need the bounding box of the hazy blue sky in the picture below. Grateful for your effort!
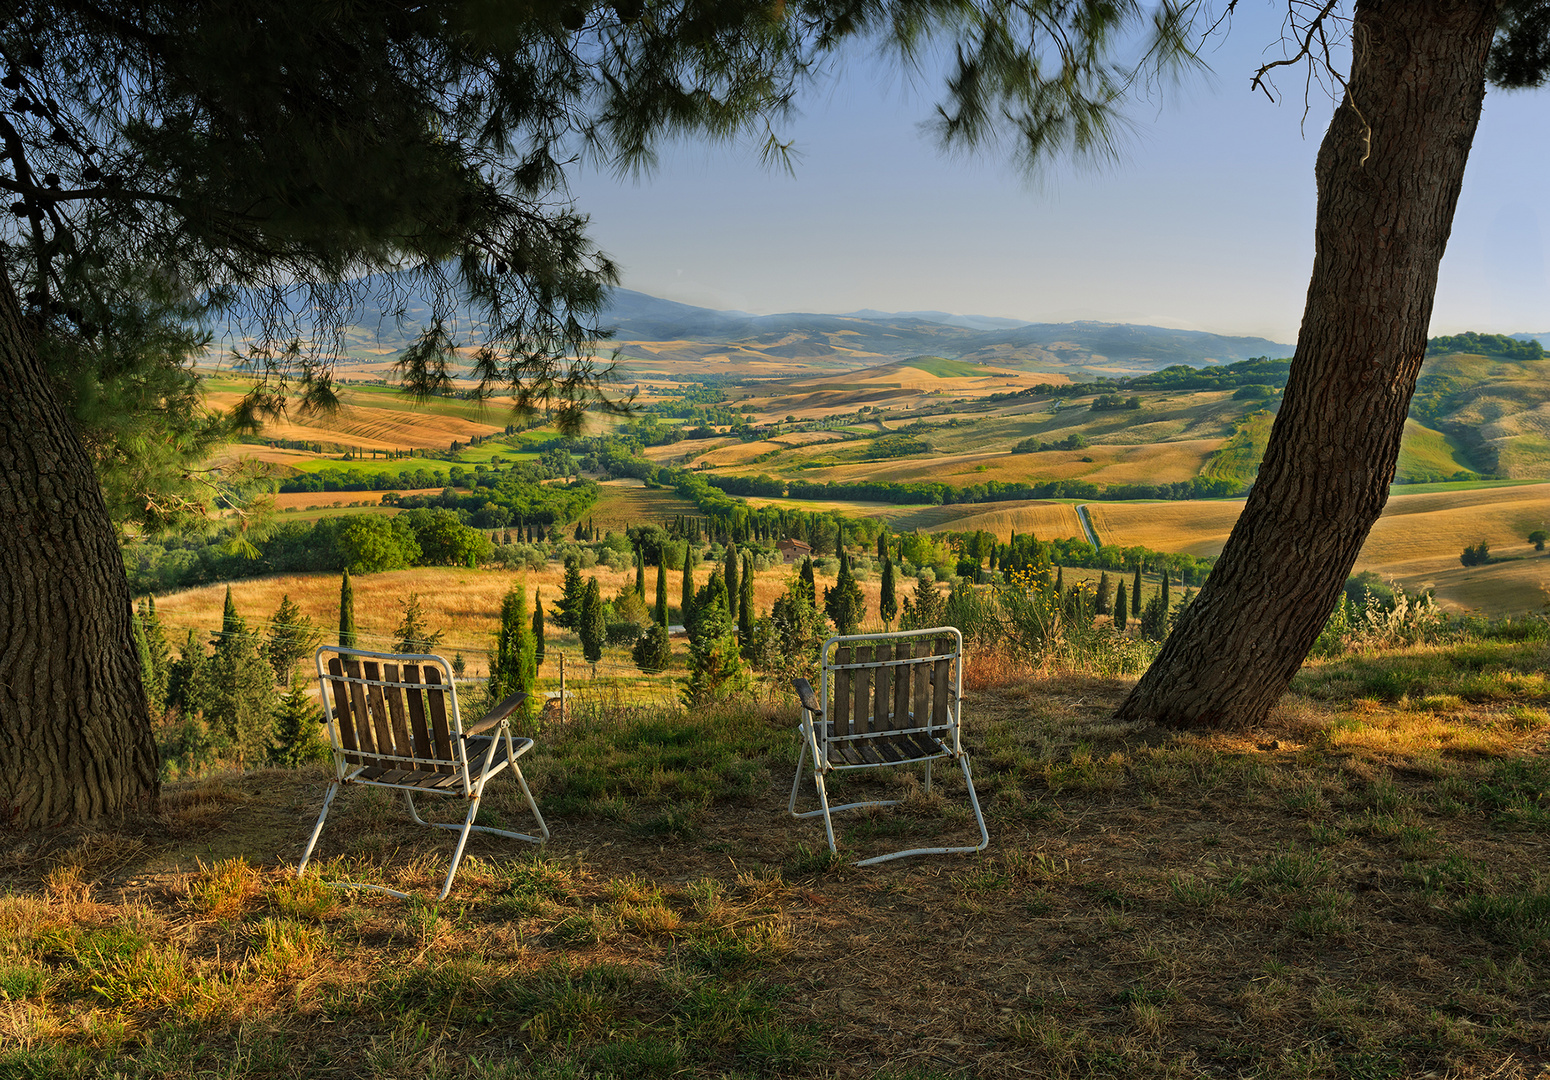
[569,6,1548,343]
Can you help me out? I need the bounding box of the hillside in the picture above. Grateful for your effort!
[211,282,1296,380]
[1411,335,1550,480]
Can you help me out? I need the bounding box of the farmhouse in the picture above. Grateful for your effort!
[776,537,812,563]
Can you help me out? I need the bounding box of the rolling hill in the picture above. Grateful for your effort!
[210,280,1296,380]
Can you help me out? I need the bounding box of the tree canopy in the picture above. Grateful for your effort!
[4,1,1549,827]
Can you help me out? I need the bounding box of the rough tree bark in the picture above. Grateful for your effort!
[0,264,160,829]
[1117,0,1502,729]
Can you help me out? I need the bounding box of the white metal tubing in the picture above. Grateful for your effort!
[795,626,984,864]
[297,781,339,877]
[314,645,473,793]
[305,645,548,900]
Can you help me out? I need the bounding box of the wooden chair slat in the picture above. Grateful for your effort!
[852,643,873,736]
[362,661,397,761]
[872,643,893,733]
[305,646,551,900]
[381,663,415,766]
[833,645,852,739]
[932,635,953,730]
[892,639,913,728]
[912,649,931,734]
[401,664,438,771]
[424,666,455,774]
[343,658,382,768]
[326,658,363,765]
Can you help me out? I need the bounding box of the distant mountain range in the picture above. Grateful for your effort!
[596,288,1296,376]
[208,279,1298,376]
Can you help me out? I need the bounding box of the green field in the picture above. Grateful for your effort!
[899,355,991,377]
[1396,418,1479,482]
[1199,409,1272,486]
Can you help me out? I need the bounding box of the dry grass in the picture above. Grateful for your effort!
[271,487,445,512]
[1085,499,1245,556]
[202,389,508,453]
[5,640,1550,1078]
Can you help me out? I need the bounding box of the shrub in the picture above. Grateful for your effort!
[1460,540,1491,567]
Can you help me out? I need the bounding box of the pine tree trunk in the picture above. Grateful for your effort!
[1117,0,1501,729]
[0,263,160,828]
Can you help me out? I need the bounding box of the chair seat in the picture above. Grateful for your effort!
[824,729,948,767]
[348,736,535,788]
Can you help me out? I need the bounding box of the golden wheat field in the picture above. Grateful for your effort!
[151,559,900,676]
[1355,485,1550,572]
[1397,555,1550,614]
[1085,500,1244,556]
[270,487,446,512]
[588,479,700,530]
[716,439,1218,489]
[201,390,507,453]
[915,500,1087,541]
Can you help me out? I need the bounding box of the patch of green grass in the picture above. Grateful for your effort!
[1249,848,1332,895]
[1475,756,1550,828]
[1455,886,1550,945]
[0,964,47,1000]
[534,704,782,819]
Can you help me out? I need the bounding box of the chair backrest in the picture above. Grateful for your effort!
[315,647,466,781]
[819,627,961,754]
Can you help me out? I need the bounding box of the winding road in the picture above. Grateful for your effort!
[1075,504,1100,548]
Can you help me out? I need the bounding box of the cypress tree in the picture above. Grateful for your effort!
[532,590,546,669]
[139,597,171,716]
[1131,564,1142,620]
[655,560,669,627]
[219,585,241,645]
[488,581,535,710]
[799,556,816,608]
[824,554,864,636]
[1095,572,1112,615]
[880,554,898,626]
[681,545,695,629]
[1055,565,1064,597]
[1115,577,1129,631]
[877,532,888,560]
[725,540,740,626]
[131,603,154,708]
[1162,568,1172,612]
[271,676,330,767]
[738,555,756,657]
[339,569,358,649]
[555,556,585,629]
[635,545,646,599]
[580,578,606,664]
[268,594,321,684]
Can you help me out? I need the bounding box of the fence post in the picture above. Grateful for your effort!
[558,652,566,725]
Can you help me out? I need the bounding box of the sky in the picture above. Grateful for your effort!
[567,5,1549,344]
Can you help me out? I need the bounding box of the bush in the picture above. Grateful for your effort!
[631,623,671,673]
[1460,540,1491,567]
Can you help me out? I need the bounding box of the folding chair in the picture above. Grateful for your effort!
[298,646,549,900]
[789,626,989,866]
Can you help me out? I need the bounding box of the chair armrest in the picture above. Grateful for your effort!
[791,678,823,717]
[465,691,528,738]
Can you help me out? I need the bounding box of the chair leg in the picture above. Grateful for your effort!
[813,770,839,854]
[297,781,339,877]
[508,764,550,843]
[958,753,991,855]
[404,790,428,825]
[439,797,481,901]
[924,758,933,795]
[788,736,810,817]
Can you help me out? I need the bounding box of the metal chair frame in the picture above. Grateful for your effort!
[298,645,549,900]
[789,626,989,866]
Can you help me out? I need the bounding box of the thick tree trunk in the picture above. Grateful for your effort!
[1116,0,1501,729]
[0,264,160,829]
